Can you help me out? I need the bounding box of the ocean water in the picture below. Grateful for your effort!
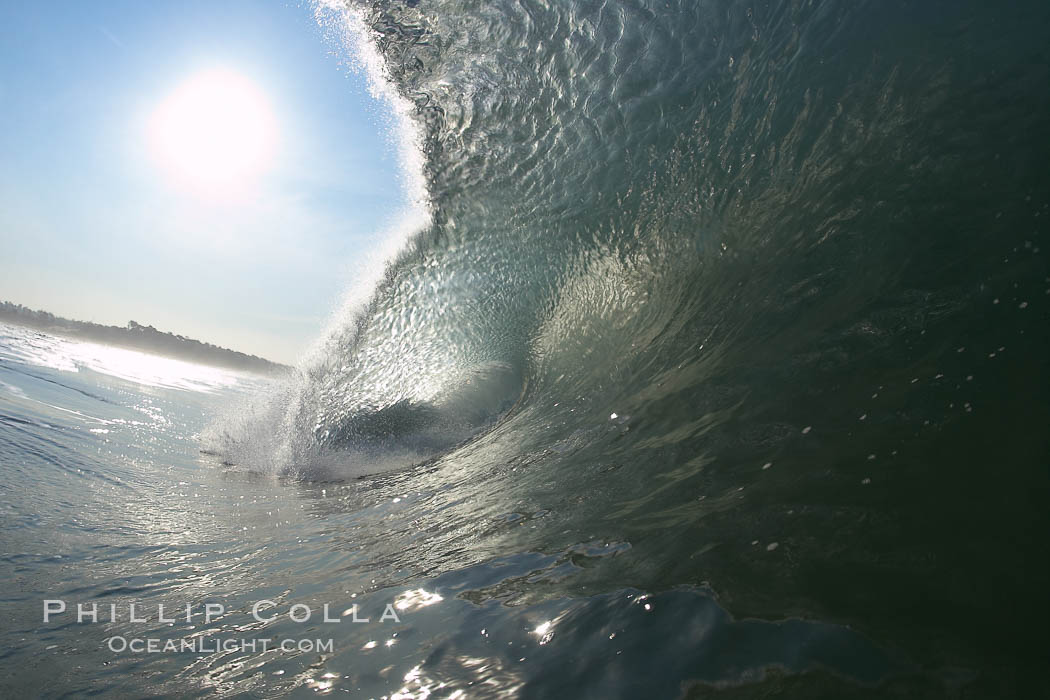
[3,0,1050,697]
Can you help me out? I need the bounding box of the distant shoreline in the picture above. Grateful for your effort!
[0,302,290,376]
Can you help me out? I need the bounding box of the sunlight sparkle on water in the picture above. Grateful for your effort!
[0,324,249,393]
[394,588,444,611]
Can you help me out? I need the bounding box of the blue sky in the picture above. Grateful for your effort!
[0,0,408,363]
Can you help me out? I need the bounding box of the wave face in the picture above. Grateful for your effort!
[214,0,1050,690]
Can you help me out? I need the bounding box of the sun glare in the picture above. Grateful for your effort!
[149,68,277,190]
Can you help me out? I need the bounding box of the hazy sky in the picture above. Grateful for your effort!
[0,0,409,364]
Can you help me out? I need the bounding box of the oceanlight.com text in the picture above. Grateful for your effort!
[107,637,334,654]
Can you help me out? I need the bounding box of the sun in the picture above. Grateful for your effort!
[149,68,277,190]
